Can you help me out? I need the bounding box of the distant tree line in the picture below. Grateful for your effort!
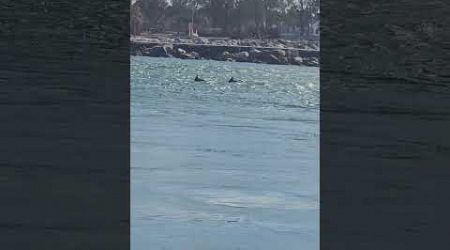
[131,0,319,39]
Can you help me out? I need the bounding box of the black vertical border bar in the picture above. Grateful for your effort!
[321,0,450,249]
[0,1,130,249]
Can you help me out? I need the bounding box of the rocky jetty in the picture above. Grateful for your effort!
[131,35,319,67]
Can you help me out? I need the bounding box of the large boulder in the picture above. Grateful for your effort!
[172,48,200,60]
[177,50,192,59]
[232,51,250,62]
[176,48,186,55]
[190,51,200,59]
[163,45,174,57]
[272,49,286,58]
[273,49,288,64]
[172,47,187,59]
[249,48,262,62]
[147,46,169,57]
[257,51,282,64]
[222,51,232,60]
[217,51,235,61]
[303,57,319,67]
[291,56,304,66]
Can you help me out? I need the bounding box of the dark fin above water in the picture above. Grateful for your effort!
[195,75,205,82]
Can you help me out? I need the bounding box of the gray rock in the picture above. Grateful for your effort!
[194,38,209,44]
[249,48,261,54]
[292,56,304,65]
[163,44,174,50]
[190,51,200,59]
[256,49,287,65]
[179,53,194,60]
[163,45,174,56]
[174,48,191,59]
[222,51,232,60]
[147,46,169,57]
[258,51,282,64]
[249,49,261,62]
[173,48,191,59]
[232,51,250,62]
[303,57,319,67]
[272,49,286,58]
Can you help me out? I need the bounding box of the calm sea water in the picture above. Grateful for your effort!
[131,56,319,250]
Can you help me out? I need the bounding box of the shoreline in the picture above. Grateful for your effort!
[130,36,319,67]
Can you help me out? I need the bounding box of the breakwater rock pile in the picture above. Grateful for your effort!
[130,37,319,67]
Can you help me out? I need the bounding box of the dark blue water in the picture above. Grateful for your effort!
[131,56,319,250]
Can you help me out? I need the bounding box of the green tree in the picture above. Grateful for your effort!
[132,0,169,33]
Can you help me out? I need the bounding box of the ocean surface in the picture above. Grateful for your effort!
[131,56,319,250]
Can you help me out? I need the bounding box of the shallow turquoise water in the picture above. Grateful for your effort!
[131,57,319,250]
